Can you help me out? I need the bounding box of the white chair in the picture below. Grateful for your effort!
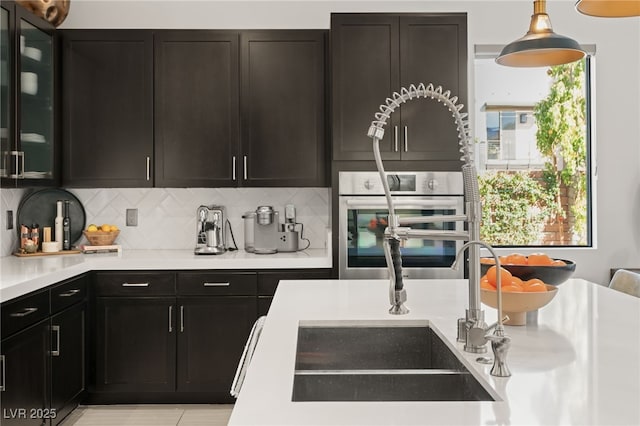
[609,269,640,298]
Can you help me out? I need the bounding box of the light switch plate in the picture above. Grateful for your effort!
[6,210,13,230]
[126,209,138,226]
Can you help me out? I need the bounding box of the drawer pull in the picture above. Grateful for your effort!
[168,306,173,333]
[9,307,38,318]
[122,282,150,287]
[0,354,5,392]
[51,325,61,357]
[203,282,230,287]
[58,289,81,297]
[180,305,185,333]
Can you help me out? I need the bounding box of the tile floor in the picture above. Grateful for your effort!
[60,404,234,426]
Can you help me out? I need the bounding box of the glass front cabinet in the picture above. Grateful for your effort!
[1,1,56,187]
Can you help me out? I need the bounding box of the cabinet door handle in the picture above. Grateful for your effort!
[58,289,81,297]
[180,305,184,333]
[404,126,408,152]
[394,126,399,152]
[51,325,61,357]
[203,282,230,287]
[243,156,248,180]
[0,354,5,392]
[168,305,173,333]
[122,282,149,287]
[232,156,237,181]
[146,156,151,181]
[9,151,24,179]
[9,307,38,317]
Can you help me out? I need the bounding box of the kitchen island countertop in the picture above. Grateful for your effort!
[0,248,331,303]
[229,278,640,426]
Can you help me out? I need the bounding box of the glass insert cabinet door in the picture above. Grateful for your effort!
[1,5,11,179]
[18,16,54,180]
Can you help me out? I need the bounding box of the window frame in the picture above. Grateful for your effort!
[472,49,595,249]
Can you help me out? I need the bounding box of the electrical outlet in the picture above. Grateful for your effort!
[6,210,13,230]
[126,209,138,226]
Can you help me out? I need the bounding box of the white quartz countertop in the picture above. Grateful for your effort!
[229,278,640,426]
[0,248,331,303]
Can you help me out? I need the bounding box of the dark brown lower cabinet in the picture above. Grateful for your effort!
[177,297,257,400]
[0,320,50,426]
[90,271,258,403]
[50,303,86,426]
[87,269,331,403]
[95,297,176,393]
[0,274,87,426]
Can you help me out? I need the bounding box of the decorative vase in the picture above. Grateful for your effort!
[16,0,70,27]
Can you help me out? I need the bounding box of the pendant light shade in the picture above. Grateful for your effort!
[496,0,586,67]
[576,0,640,17]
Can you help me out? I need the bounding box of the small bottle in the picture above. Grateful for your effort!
[55,200,63,251]
[30,223,40,248]
[62,200,71,250]
[20,224,30,249]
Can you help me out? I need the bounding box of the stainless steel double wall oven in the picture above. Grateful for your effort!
[338,171,465,279]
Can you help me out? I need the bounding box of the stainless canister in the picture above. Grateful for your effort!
[256,206,274,225]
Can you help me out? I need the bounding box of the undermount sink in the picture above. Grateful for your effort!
[292,323,495,402]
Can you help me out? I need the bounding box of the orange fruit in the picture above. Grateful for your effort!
[502,283,524,292]
[551,259,567,266]
[528,253,553,266]
[524,278,544,286]
[498,255,509,265]
[480,258,495,265]
[486,266,513,287]
[524,282,547,292]
[505,253,528,265]
[481,279,495,290]
[522,278,547,292]
[511,276,524,287]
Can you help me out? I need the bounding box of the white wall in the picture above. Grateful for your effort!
[57,0,640,285]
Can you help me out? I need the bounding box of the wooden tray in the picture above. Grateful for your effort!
[13,249,82,257]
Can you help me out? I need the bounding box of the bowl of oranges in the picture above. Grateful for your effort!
[480,265,558,326]
[480,252,576,285]
[82,224,120,246]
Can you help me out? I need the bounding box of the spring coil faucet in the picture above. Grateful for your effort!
[367,83,511,376]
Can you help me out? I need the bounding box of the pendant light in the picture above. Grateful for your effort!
[496,0,586,67]
[576,0,640,17]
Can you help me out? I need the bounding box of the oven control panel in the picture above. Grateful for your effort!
[339,171,463,196]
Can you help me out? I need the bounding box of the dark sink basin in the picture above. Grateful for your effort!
[292,323,495,402]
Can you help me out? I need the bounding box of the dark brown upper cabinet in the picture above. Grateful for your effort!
[154,31,239,187]
[61,30,153,187]
[60,29,327,188]
[240,30,327,187]
[331,13,467,163]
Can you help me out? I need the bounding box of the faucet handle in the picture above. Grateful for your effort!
[485,315,510,334]
[485,332,512,377]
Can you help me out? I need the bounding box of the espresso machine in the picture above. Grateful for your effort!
[194,205,226,255]
[246,205,299,254]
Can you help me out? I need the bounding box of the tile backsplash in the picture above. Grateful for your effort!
[1,187,330,256]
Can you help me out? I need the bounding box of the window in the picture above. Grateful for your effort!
[474,52,593,247]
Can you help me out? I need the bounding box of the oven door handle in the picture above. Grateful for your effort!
[345,199,460,209]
